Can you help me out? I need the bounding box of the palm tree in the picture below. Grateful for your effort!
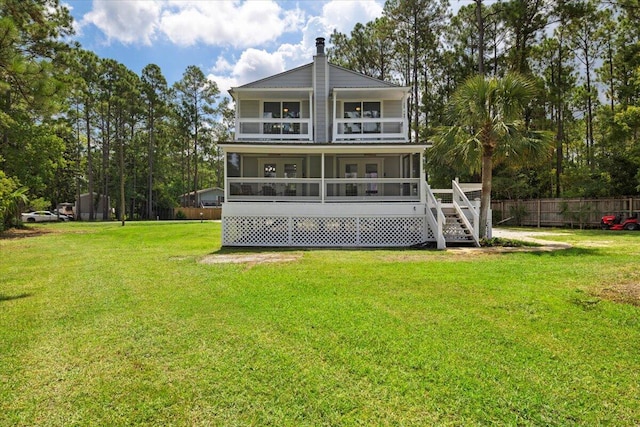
[435,73,552,238]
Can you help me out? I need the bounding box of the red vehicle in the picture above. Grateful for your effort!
[601,213,640,230]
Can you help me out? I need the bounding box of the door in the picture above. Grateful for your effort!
[259,158,303,196]
[339,158,382,197]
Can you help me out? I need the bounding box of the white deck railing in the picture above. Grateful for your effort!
[452,180,480,246]
[333,118,407,141]
[236,118,313,141]
[227,178,421,202]
[425,184,446,249]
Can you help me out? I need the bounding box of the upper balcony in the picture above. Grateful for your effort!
[233,88,314,143]
[332,87,409,143]
[231,86,410,143]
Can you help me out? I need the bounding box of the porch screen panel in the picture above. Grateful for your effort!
[227,153,241,177]
[382,100,402,134]
[363,102,381,134]
[264,102,281,134]
[240,100,260,134]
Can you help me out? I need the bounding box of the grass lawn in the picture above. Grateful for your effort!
[1,222,639,426]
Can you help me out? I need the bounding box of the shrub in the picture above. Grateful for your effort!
[175,210,187,220]
[0,172,28,231]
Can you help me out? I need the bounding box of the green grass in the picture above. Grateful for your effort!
[1,222,639,426]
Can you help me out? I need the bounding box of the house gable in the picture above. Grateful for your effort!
[233,64,313,91]
[328,64,399,90]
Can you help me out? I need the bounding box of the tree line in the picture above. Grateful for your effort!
[0,0,232,228]
[1,0,639,230]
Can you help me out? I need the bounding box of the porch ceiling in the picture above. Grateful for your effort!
[331,87,410,100]
[219,143,428,154]
[230,87,313,100]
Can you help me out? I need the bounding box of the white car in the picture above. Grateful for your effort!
[21,211,67,223]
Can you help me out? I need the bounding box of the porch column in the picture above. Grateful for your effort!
[234,96,240,141]
[402,93,409,142]
[332,92,337,142]
[309,90,314,141]
[321,152,325,203]
[223,150,228,203]
[420,151,426,204]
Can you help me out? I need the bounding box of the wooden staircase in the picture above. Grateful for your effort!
[425,180,483,249]
[442,207,477,246]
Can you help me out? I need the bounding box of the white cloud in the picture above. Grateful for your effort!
[159,1,303,48]
[213,56,234,74]
[79,0,305,48]
[209,48,288,94]
[82,0,161,45]
[320,0,384,34]
[207,1,384,95]
[75,0,385,94]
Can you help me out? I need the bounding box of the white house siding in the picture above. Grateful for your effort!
[329,66,395,89]
[245,65,313,89]
[314,54,328,143]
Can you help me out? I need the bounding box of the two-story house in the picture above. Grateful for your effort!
[220,38,483,249]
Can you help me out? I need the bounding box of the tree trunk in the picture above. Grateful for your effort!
[119,119,125,226]
[476,0,485,76]
[555,34,564,198]
[480,146,493,239]
[147,109,154,219]
[85,107,94,221]
[586,57,594,169]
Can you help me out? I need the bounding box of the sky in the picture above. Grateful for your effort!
[65,0,384,95]
[64,0,474,96]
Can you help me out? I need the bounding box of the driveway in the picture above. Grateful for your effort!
[492,228,572,249]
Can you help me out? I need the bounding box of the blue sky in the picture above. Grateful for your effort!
[64,0,385,94]
[64,0,474,95]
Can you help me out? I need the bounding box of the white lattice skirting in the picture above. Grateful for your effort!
[223,215,435,247]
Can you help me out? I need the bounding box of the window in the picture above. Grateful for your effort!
[263,101,301,135]
[343,101,381,134]
[264,163,276,178]
[339,158,383,196]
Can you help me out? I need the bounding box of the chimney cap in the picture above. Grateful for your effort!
[315,37,325,55]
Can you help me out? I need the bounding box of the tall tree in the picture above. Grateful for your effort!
[70,49,101,220]
[141,64,169,219]
[328,17,396,80]
[568,0,605,168]
[96,59,120,220]
[501,0,549,74]
[384,0,450,141]
[0,0,74,211]
[173,66,219,204]
[111,64,141,225]
[436,73,552,237]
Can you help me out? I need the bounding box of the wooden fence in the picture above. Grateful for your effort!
[491,197,640,228]
[171,199,640,228]
[173,207,222,220]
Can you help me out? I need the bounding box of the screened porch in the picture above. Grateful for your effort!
[223,146,426,204]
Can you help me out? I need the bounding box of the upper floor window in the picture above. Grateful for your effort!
[344,101,381,134]
[264,101,301,135]
[344,102,380,119]
[264,101,300,119]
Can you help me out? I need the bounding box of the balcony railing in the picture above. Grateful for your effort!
[227,178,421,202]
[333,118,407,142]
[236,118,313,141]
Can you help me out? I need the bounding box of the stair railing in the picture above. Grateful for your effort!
[452,180,480,247]
[425,183,446,249]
